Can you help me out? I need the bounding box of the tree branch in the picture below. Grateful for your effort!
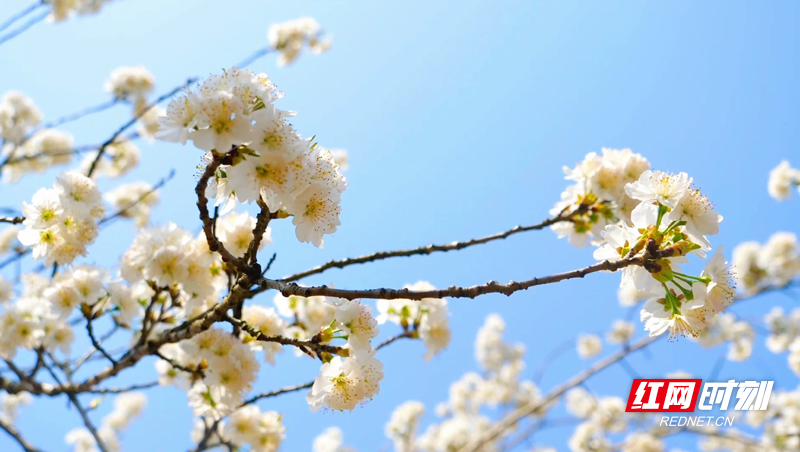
[86,79,197,177]
[0,216,24,225]
[258,255,650,301]
[0,418,43,452]
[195,151,242,268]
[98,169,175,225]
[281,210,578,282]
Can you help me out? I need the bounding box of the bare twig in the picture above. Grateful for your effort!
[281,211,579,282]
[0,9,46,47]
[83,381,159,394]
[0,216,24,225]
[241,381,314,406]
[0,1,44,35]
[0,418,43,452]
[262,253,277,276]
[235,46,272,68]
[86,79,197,177]
[85,316,116,365]
[98,169,175,225]
[226,315,343,358]
[66,392,110,452]
[40,98,119,130]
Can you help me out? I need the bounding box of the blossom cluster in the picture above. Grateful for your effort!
[732,232,800,294]
[223,406,285,452]
[768,160,800,201]
[157,67,347,247]
[268,17,332,66]
[566,387,629,451]
[414,314,547,452]
[0,265,156,360]
[376,281,452,360]
[18,171,104,266]
[120,222,227,318]
[313,427,357,452]
[46,0,116,23]
[551,148,650,247]
[305,298,384,412]
[0,91,42,143]
[104,181,160,227]
[65,393,147,452]
[586,166,730,340]
[743,384,800,451]
[696,312,755,361]
[81,140,140,178]
[104,65,155,113]
[2,129,75,183]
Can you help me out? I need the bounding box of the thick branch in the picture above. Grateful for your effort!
[258,255,649,301]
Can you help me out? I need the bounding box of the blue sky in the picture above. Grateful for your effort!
[1,1,799,451]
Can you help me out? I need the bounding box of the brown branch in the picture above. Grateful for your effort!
[0,418,44,452]
[0,216,24,225]
[82,381,158,394]
[195,152,242,268]
[241,381,314,406]
[281,211,579,282]
[85,316,116,365]
[258,255,652,301]
[225,316,343,359]
[243,198,271,266]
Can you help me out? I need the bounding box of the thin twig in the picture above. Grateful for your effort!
[240,381,314,406]
[0,216,24,225]
[0,418,43,452]
[83,381,159,394]
[261,253,277,276]
[0,1,43,35]
[85,317,116,365]
[40,98,119,130]
[66,392,110,452]
[281,211,579,282]
[235,46,272,68]
[86,79,197,177]
[0,9,46,47]
[98,169,175,225]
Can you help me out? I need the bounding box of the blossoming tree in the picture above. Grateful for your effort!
[1,2,800,452]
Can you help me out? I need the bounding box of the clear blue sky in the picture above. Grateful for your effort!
[1,1,799,451]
